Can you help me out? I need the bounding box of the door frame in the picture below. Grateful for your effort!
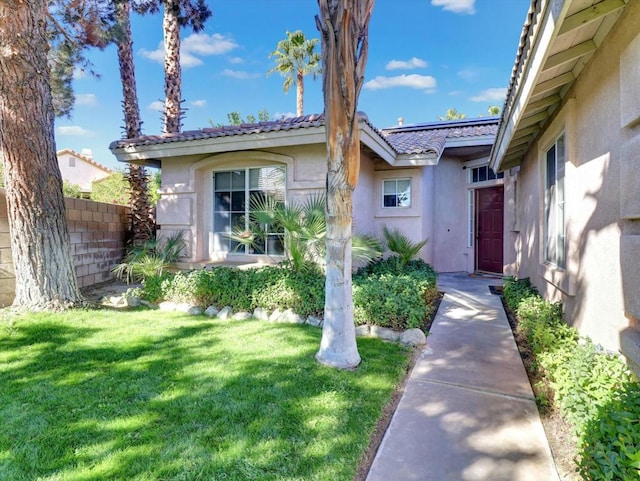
[474,185,504,274]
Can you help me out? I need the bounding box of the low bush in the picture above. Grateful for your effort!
[146,266,326,318]
[504,277,640,481]
[143,257,438,331]
[353,257,438,330]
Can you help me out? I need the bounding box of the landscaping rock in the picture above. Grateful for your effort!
[126,296,141,308]
[140,300,154,308]
[187,306,203,316]
[253,307,269,321]
[269,309,283,322]
[175,303,195,313]
[204,306,219,317]
[400,328,427,347]
[370,325,400,342]
[306,316,322,327]
[217,306,232,320]
[232,312,252,321]
[355,325,370,337]
[109,295,127,307]
[159,301,178,312]
[281,309,304,324]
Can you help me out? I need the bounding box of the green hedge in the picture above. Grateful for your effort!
[141,258,438,331]
[353,258,438,330]
[504,277,640,481]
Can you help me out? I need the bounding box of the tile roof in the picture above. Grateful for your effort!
[380,117,498,155]
[109,113,498,158]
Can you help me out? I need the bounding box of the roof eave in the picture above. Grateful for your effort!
[359,122,397,165]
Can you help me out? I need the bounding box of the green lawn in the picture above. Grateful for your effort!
[0,309,410,481]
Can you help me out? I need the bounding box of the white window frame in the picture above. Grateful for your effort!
[212,166,286,256]
[382,178,411,208]
[544,133,566,268]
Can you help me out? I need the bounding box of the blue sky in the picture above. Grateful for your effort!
[55,0,530,170]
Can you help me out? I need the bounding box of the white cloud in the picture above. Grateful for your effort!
[56,125,93,136]
[222,69,261,80]
[140,33,239,69]
[385,57,427,70]
[228,56,244,64]
[457,67,481,83]
[190,99,207,108]
[76,93,98,107]
[431,0,475,14]
[364,74,437,91]
[470,87,507,102]
[148,101,165,112]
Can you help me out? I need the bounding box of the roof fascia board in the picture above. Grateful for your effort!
[491,0,572,171]
[393,153,439,167]
[111,127,327,163]
[445,135,495,149]
[359,123,397,165]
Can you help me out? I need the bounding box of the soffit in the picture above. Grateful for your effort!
[492,0,628,171]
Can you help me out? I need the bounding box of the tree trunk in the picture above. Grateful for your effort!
[315,0,374,369]
[0,0,82,309]
[297,69,304,116]
[163,0,182,134]
[116,0,154,244]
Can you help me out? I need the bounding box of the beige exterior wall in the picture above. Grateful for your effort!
[503,3,640,354]
[157,143,495,273]
[0,192,129,307]
[57,152,111,192]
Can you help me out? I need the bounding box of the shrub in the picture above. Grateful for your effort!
[353,257,438,330]
[507,277,640,481]
[148,266,326,318]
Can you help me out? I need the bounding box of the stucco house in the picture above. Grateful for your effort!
[57,148,113,194]
[490,0,640,371]
[110,115,505,274]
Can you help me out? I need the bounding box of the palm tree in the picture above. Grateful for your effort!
[138,0,211,134]
[315,0,374,369]
[113,0,154,244]
[438,108,467,121]
[267,30,321,117]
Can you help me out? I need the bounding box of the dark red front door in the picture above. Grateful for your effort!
[476,186,504,273]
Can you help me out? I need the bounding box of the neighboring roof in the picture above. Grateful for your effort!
[381,117,498,157]
[110,113,497,168]
[490,0,629,171]
[56,148,113,173]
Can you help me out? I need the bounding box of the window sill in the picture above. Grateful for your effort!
[538,262,575,296]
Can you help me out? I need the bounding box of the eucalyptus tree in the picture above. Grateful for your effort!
[315,0,374,369]
[267,30,321,117]
[138,0,211,134]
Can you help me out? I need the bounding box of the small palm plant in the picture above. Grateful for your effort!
[228,194,382,272]
[382,225,428,268]
[112,231,186,283]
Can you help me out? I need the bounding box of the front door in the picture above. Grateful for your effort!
[476,186,504,273]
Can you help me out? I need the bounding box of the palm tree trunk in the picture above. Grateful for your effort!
[116,0,153,244]
[297,69,304,116]
[315,0,374,369]
[163,0,182,134]
[0,0,82,309]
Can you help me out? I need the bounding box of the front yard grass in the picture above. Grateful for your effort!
[0,309,411,481]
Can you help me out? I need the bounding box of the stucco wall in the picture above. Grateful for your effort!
[503,2,640,354]
[57,152,111,191]
[0,192,129,307]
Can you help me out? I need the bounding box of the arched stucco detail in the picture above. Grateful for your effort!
[192,151,294,262]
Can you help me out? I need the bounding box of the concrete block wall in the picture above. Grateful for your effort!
[0,191,129,307]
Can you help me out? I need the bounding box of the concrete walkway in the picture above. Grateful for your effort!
[366,272,560,481]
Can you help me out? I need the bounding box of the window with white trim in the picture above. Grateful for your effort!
[213,166,285,255]
[383,179,411,208]
[544,133,566,267]
[469,165,503,183]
